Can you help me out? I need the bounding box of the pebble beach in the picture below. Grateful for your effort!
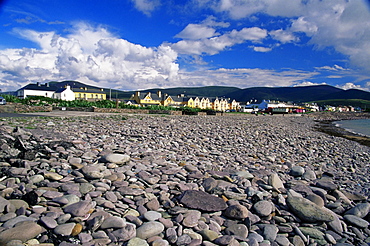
[0,112,370,246]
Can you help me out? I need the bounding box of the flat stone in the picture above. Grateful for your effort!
[29,174,44,183]
[253,200,273,217]
[100,153,130,165]
[44,172,64,181]
[40,216,58,229]
[179,190,227,212]
[136,221,164,239]
[345,202,370,218]
[54,223,76,236]
[182,210,201,227]
[0,221,42,244]
[200,229,219,241]
[315,180,338,191]
[143,211,162,221]
[111,224,137,242]
[3,215,37,228]
[343,214,369,228]
[261,224,278,241]
[64,200,95,217]
[225,223,248,239]
[100,216,126,229]
[287,195,334,222]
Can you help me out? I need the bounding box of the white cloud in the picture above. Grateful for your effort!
[269,29,298,43]
[175,24,218,40]
[172,26,267,55]
[315,65,348,71]
[252,46,272,52]
[339,82,363,90]
[130,0,160,16]
[197,0,370,74]
[179,67,318,88]
[0,22,179,91]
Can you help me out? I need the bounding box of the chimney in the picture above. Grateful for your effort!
[157,91,162,98]
[46,83,49,87]
[37,82,41,86]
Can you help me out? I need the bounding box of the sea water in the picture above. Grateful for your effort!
[334,119,370,137]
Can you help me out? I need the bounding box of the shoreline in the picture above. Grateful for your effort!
[308,111,370,147]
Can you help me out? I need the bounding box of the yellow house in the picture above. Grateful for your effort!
[131,90,240,111]
[74,87,106,101]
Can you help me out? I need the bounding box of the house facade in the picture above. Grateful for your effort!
[53,85,75,101]
[17,82,106,101]
[17,83,56,99]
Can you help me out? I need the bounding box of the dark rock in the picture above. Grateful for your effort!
[179,190,227,212]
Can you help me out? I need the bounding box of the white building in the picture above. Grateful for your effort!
[53,85,75,101]
[17,82,56,99]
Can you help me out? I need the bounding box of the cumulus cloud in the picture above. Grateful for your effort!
[0,22,179,91]
[339,82,364,90]
[252,46,272,52]
[197,0,370,74]
[269,29,298,44]
[130,0,161,16]
[175,24,218,40]
[172,26,267,55]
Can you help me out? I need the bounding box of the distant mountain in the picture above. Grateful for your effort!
[141,85,370,103]
[222,85,344,102]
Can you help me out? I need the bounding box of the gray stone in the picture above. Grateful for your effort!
[261,224,278,241]
[143,211,162,221]
[3,215,37,228]
[127,237,149,246]
[225,223,248,239]
[182,210,201,227]
[40,216,58,229]
[176,234,192,246]
[343,214,369,228]
[253,200,273,217]
[290,166,305,177]
[54,223,76,236]
[136,221,164,239]
[100,216,126,229]
[224,204,249,219]
[101,153,130,165]
[286,195,334,222]
[345,202,370,218]
[179,190,227,212]
[268,173,284,190]
[0,221,42,244]
[112,223,136,242]
[64,200,95,217]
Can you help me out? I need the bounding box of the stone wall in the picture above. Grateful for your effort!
[53,106,94,112]
[92,107,150,114]
[149,110,182,115]
[0,103,52,113]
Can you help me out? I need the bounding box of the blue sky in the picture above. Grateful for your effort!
[1,0,370,92]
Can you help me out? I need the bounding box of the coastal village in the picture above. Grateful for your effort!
[10,81,359,113]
